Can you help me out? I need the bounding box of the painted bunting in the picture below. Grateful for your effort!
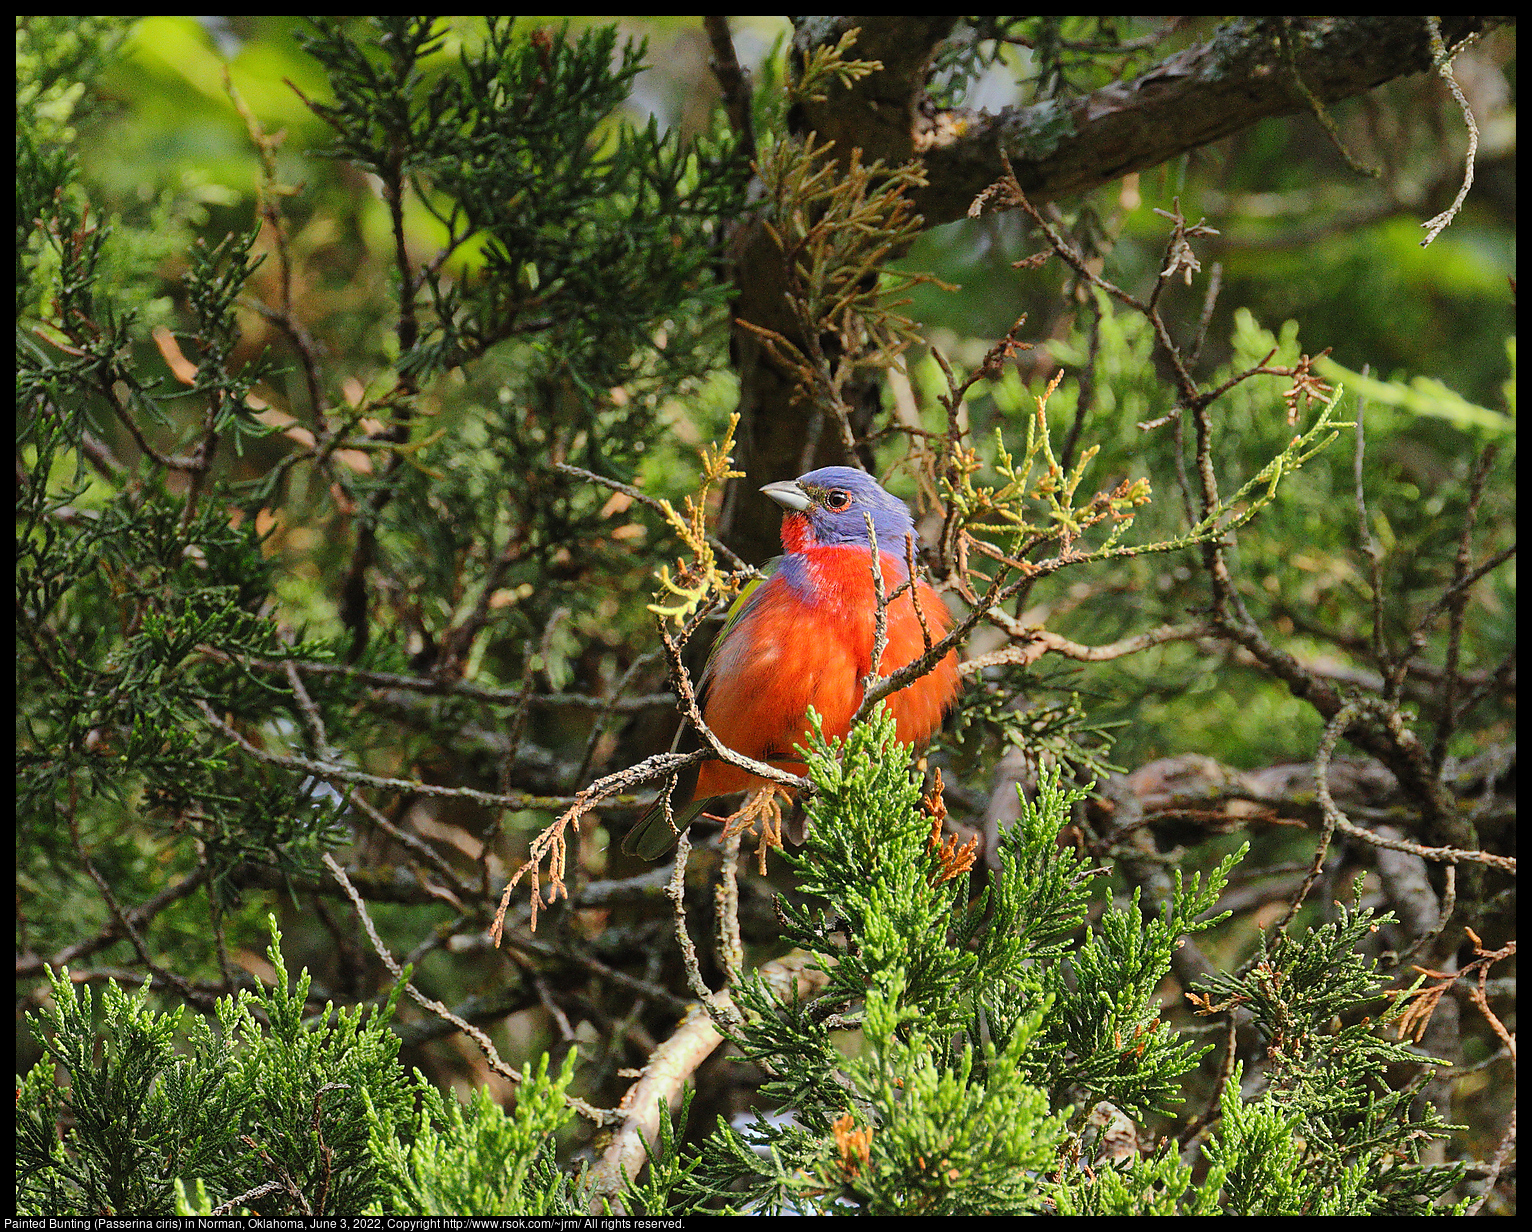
[622,466,961,859]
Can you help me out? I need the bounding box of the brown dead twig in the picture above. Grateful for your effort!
[1394,927,1515,1054]
[924,768,978,884]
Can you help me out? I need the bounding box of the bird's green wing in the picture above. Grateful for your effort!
[694,555,780,703]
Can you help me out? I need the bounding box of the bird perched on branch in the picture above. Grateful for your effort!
[623,466,960,859]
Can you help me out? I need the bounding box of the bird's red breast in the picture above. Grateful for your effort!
[692,542,959,799]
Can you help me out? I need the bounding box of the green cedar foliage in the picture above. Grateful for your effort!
[17,16,733,1215]
[19,194,350,933]
[18,919,414,1217]
[18,12,739,990]
[620,709,1467,1215]
[15,17,715,1214]
[294,17,743,389]
[19,919,588,1217]
[363,1054,586,1216]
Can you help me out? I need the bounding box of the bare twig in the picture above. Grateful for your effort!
[666,832,714,1006]
[960,621,1211,677]
[199,645,676,712]
[1277,17,1381,178]
[860,511,891,707]
[63,777,212,1010]
[714,817,746,986]
[1419,16,1481,246]
[1285,700,1358,925]
[555,461,752,573]
[322,855,523,1085]
[324,851,615,1128]
[17,868,209,979]
[212,1180,287,1216]
[195,699,585,813]
[1351,369,1389,683]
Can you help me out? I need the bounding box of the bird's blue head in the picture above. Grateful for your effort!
[762,466,917,556]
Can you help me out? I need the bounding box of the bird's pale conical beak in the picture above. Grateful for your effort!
[761,480,812,512]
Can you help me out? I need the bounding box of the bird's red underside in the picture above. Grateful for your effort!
[693,544,959,799]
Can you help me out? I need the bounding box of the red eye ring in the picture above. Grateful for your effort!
[823,489,851,511]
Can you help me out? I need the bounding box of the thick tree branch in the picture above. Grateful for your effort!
[914,16,1506,225]
[790,15,959,166]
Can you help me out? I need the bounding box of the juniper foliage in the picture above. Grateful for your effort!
[362,1053,587,1216]
[617,711,1470,1215]
[18,921,413,1217]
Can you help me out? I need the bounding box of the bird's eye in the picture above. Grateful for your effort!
[823,489,851,511]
